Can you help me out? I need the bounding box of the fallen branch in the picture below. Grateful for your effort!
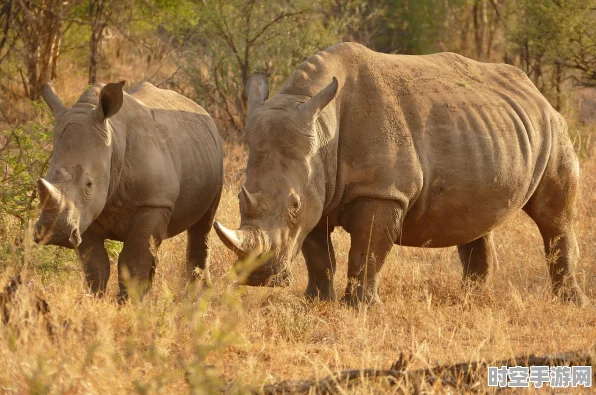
[255,349,595,394]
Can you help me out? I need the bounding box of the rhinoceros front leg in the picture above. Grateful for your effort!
[540,229,588,307]
[522,156,588,306]
[301,225,337,301]
[342,198,402,305]
[117,208,170,301]
[76,231,110,295]
[524,211,588,307]
[186,210,215,285]
[457,232,498,283]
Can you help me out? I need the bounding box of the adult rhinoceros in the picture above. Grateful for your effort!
[214,42,589,307]
[35,81,223,299]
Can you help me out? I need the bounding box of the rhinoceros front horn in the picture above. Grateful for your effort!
[214,222,251,258]
[37,178,60,207]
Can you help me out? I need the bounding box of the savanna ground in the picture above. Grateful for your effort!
[1,133,595,394]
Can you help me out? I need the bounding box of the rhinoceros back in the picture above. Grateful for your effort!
[113,82,223,238]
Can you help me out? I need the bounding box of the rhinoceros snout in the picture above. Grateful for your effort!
[69,228,81,248]
[33,222,46,245]
[243,267,291,287]
[33,220,80,248]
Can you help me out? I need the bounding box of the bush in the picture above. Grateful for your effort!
[1,101,53,224]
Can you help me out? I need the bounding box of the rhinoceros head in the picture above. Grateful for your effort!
[33,81,125,248]
[215,73,337,286]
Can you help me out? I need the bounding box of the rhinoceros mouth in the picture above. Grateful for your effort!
[34,235,76,249]
[33,224,80,249]
[243,266,291,287]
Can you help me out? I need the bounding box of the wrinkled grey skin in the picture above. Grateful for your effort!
[215,42,589,307]
[35,81,223,299]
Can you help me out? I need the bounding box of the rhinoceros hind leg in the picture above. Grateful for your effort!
[525,216,588,307]
[341,198,402,306]
[186,203,217,286]
[117,208,170,302]
[523,160,588,307]
[302,226,337,301]
[76,231,110,295]
[457,232,497,284]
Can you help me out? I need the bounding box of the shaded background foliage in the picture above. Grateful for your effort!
[1,0,596,248]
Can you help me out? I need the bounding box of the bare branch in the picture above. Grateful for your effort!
[247,10,307,45]
[257,349,595,394]
[155,65,181,88]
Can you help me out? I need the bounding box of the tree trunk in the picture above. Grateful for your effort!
[37,7,60,93]
[50,33,61,81]
[89,0,107,84]
[459,8,472,58]
[486,2,497,62]
[473,0,487,61]
[26,40,39,100]
[19,0,63,100]
[554,60,563,111]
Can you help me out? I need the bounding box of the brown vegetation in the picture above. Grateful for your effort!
[1,1,596,393]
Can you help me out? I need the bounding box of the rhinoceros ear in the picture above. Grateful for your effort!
[95,80,125,122]
[244,72,269,117]
[299,77,338,121]
[42,83,67,117]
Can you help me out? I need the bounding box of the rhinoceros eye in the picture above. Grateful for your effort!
[84,179,93,196]
[288,193,301,224]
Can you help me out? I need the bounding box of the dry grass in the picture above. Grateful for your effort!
[0,145,595,394]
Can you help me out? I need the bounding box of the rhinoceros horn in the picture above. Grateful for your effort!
[244,72,269,117]
[241,185,258,214]
[42,83,67,116]
[299,77,338,120]
[37,178,60,207]
[213,222,255,258]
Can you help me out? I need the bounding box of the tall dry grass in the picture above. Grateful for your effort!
[0,142,595,393]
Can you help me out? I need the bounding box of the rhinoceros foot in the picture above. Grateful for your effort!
[304,285,337,302]
[556,286,590,308]
[340,283,381,307]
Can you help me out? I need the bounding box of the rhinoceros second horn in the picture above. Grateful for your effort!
[241,185,258,214]
[298,77,338,121]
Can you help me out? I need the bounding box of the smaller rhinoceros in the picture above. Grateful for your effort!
[34,81,223,299]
